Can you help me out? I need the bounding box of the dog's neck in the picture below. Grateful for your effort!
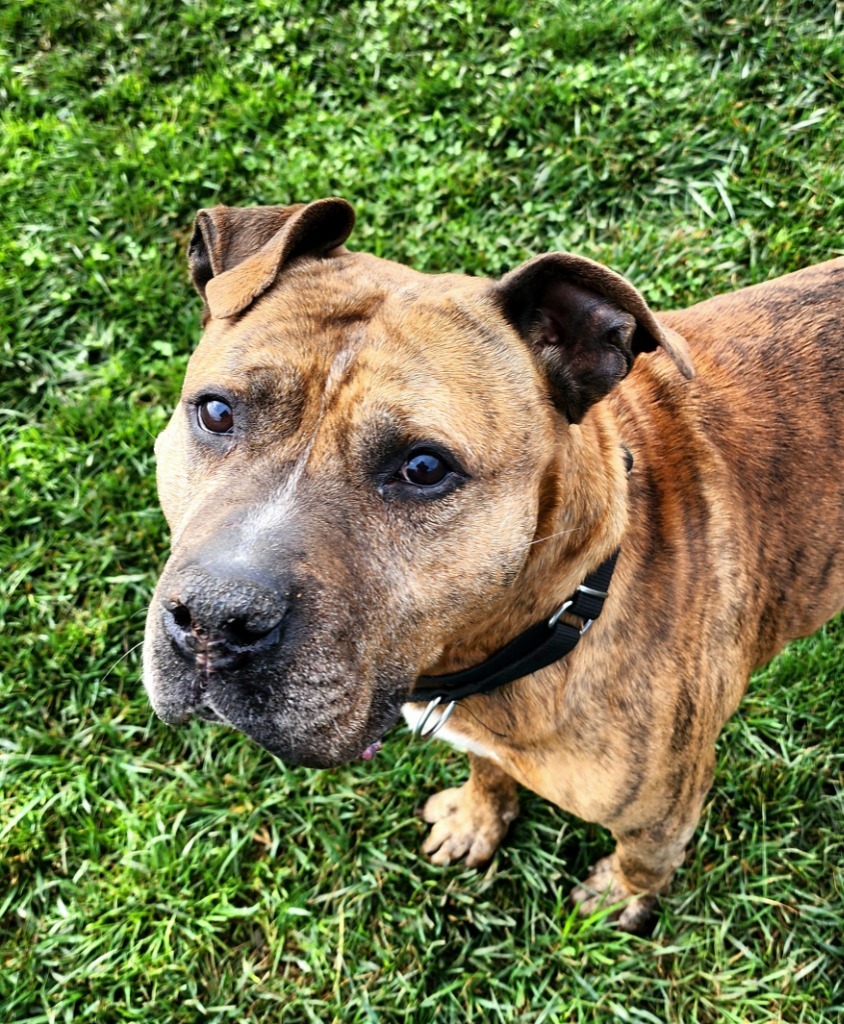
[430,404,629,676]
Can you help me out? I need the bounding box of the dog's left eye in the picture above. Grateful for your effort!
[399,451,449,486]
[197,398,234,435]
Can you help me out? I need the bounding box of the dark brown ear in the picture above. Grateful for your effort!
[494,252,695,422]
[187,197,355,320]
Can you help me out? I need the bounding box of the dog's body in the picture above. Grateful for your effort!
[144,198,844,931]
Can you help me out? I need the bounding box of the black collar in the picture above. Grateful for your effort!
[409,447,632,706]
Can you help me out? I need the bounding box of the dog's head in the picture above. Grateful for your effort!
[143,198,693,766]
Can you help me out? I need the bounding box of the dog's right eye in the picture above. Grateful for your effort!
[197,398,234,435]
[399,451,449,486]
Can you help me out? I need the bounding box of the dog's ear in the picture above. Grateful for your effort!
[493,252,695,422]
[188,198,356,319]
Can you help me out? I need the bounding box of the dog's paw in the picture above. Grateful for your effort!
[420,784,519,868]
[570,856,658,935]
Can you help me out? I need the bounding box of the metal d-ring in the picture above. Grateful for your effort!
[413,696,458,740]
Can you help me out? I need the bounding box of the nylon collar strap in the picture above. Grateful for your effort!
[409,447,632,706]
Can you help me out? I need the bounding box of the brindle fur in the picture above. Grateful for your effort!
[144,198,844,932]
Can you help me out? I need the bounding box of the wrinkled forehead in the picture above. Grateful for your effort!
[184,255,546,454]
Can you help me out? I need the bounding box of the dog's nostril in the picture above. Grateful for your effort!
[172,605,192,630]
[221,616,285,650]
[223,617,262,647]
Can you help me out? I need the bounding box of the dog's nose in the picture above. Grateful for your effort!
[161,566,289,673]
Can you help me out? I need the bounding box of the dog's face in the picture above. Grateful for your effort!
[143,199,692,766]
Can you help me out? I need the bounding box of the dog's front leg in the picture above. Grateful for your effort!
[421,754,520,867]
[571,748,716,933]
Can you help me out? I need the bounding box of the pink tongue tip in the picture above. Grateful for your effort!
[359,740,383,761]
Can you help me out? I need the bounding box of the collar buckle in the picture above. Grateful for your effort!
[548,580,608,629]
[548,601,594,636]
[548,598,573,628]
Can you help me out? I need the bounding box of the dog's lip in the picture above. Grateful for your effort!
[194,702,223,723]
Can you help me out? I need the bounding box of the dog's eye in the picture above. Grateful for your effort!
[197,398,234,435]
[399,451,449,486]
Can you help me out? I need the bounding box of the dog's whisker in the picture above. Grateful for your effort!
[528,526,581,547]
[98,639,145,686]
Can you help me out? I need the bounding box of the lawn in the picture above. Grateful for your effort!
[1,1,842,1021]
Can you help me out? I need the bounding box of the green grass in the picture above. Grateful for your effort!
[2,1,842,1020]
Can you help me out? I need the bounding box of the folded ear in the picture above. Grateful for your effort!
[493,252,695,422]
[188,197,356,320]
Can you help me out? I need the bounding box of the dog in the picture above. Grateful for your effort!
[143,197,844,932]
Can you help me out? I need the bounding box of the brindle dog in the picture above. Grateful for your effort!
[143,198,844,932]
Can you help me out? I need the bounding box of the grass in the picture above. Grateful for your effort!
[1,0,842,1020]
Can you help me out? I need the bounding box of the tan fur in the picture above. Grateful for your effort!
[144,200,844,931]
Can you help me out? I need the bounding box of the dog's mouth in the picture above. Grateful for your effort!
[193,700,224,724]
[159,663,403,768]
[198,697,385,760]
